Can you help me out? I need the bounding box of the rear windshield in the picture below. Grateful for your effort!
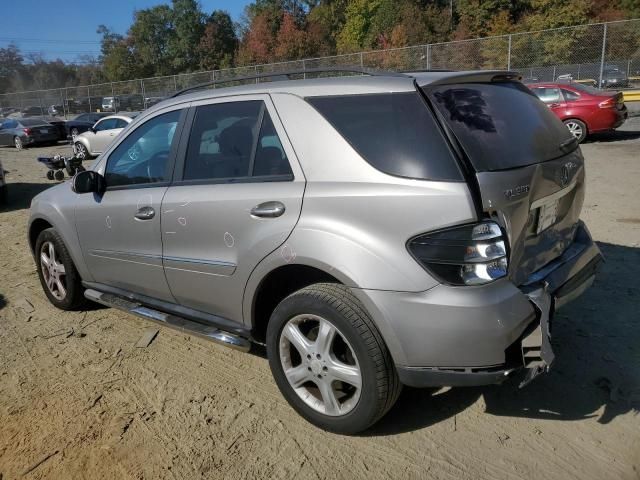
[307,92,462,181]
[425,82,575,171]
[20,119,48,126]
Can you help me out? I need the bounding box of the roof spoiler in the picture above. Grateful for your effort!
[407,70,522,86]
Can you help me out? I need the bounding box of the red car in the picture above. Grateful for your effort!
[528,82,628,143]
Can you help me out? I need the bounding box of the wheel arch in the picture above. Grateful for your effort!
[248,263,342,343]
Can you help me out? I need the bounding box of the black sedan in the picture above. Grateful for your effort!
[64,112,109,139]
[0,118,59,150]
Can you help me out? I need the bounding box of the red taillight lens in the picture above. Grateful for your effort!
[23,128,32,135]
[598,97,616,108]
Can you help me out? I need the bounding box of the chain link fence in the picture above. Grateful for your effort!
[1,18,639,117]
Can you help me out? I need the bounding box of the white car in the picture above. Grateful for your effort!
[73,114,138,159]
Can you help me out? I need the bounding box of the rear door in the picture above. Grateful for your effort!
[161,94,305,324]
[91,118,122,153]
[530,86,566,114]
[425,81,584,285]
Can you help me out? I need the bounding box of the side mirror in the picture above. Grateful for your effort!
[72,170,105,195]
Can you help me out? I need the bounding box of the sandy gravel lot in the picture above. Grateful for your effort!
[0,121,639,480]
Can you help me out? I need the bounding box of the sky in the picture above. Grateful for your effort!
[0,0,251,64]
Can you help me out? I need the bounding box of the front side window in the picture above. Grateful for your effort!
[183,100,292,181]
[95,118,117,132]
[105,109,181,188]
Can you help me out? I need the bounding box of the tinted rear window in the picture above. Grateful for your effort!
[307,92,462,181]
[20,119,47,126]
[425,82,575,171]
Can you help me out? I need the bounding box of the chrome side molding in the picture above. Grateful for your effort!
[84,289,251,352]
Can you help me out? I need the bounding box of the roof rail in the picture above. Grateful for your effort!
[169,66,407,98]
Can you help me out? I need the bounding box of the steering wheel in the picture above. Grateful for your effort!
[146,151,169,181]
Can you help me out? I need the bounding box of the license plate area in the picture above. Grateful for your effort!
[40,129,49,134]
[536,198,559,234]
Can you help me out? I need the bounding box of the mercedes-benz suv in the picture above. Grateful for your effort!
[28,69,602,434]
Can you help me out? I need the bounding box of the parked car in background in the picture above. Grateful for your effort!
[73,113,137,159]
[36,116,68,141]
[29,69,602,433]
[599,65,629,89]
[0,117,59,149]
[101,97,119,112]
[0,107,18,117]
[528,82,627,143]
[47,105,64,116]
[21,106,46,117]
[65,112,109,139]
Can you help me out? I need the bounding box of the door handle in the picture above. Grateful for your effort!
[549,103,561,108]
[250,201,285,218]
[135,206,155,220]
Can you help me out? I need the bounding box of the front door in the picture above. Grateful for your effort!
[161,95,305,324]
[76,107,185,301]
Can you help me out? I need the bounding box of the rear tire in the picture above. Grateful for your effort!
[563,119,587,143]
[35,228,87,310]
[14,136,23,150]
[266,283,401,434]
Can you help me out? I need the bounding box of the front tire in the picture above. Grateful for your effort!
[266,283,401,434]
[35,228,87,310]
[563,119,587,143]
[74,142,89,160]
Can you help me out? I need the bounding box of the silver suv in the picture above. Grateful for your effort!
[28,69,602,433]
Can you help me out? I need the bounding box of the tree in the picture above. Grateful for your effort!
[198,10,238,70]
[336,0,382,53]
[237,12,276,64]
[169,0,206,72]
[0,44,23,93]
[273,13,308,61]
[128,5,176,76]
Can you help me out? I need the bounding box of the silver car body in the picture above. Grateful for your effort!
[29,71,602,387]
[74,114,134,157]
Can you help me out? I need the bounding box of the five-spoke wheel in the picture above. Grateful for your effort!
[40,241,67,300]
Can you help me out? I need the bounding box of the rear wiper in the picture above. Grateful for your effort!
[559,137,578,151]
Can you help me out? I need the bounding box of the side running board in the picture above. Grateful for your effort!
[84,289,251,352]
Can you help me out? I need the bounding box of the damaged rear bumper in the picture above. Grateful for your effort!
[395,221,603,388]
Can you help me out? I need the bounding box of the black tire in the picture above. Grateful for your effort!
[70,127,79,138]
[266,283,401,434]
[563,118,588,143]
[74,142,89,159]
[14,136,23,150]
[46,170,55,180]
[35,228,87,310]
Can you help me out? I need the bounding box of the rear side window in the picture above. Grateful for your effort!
[307,92,462,181]
[426,82,575,172]
[561,89,580,101]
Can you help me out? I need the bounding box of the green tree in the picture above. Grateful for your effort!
[0,44,23,93]
[169,0,206,72]
[198,10,238,69]
[128,5,176,76]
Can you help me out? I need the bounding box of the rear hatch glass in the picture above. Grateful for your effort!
[424,82,576,171]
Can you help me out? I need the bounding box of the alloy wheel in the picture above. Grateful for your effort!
[565,121,583,139]
[40,241,67,300]
[14,137,22,150]
[279,314,362,416]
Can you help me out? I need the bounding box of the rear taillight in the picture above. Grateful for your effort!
[23,128,32,135]
[408,221,509,286]
[598,97,616,108]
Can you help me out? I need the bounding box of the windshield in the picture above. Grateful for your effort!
[424,82,576,172]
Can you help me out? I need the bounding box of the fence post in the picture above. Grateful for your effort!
[87,86,92,113]
[140,79,145,110]
[598,22,608,89]
[426,44,431,70]
[360,52,364,68]
[303,59,306,79]
[110,82,115,112]
[173,75,178,92]
[212,70,216,88]
[507,34,512,70]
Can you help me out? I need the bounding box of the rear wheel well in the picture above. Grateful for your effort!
[251,264,340,343]
[29,218,53,253]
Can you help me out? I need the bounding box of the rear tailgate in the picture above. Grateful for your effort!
[423,79,585,285]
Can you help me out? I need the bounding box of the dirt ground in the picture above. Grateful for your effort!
[0,121,639,480]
